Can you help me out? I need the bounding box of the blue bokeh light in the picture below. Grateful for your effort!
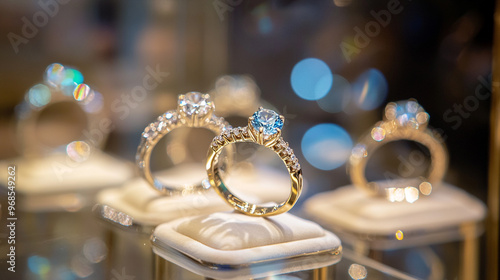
[352,68,388,110]
[28,255,50,275]
[301,123,353,170]
[291,58,333,101]
[64,68,84,84]
[317,74,352,113]
[28,84,51,107]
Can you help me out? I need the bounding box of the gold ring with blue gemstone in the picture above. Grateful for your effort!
[206,107,303,216]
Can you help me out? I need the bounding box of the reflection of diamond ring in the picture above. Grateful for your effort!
[136,92,231,195]
[348,100,448,199]
[16,63,105,160]
[206,108,303,216]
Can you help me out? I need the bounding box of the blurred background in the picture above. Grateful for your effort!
[0,0,494,279]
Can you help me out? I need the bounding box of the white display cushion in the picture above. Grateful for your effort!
[0,151,133,195]
[152,211,342,279]
[97,179,232,228]
[303,181,486,249]
[96,163,295,228]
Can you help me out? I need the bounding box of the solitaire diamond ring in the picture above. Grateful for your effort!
[136,92,231,195]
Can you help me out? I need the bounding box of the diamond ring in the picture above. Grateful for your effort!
[16,63,105,160]
[206,107,303,216]
[136,92,231,195]
[348,100,448,199]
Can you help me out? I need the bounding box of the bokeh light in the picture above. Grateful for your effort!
[386,187,405,202]
[352,68,388,110]
[45,63,66,86]
[348,263,367,280]
[396,230,404,240]
[405,186,420,203]
[317,74,352,113]
[301,123,353,170]
[291,58,333,101]
[28,84,51,107]
[64,68,84,84]
[28,255,51,275]
[371,127,386,141]
[83,238,107,263]
[66,141,91,162]
[419,181,433,195]
[73,84,91,101]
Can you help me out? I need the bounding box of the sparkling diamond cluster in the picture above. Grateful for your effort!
[371,100,429,142]
[141,110,228,143]
[140,92,229,143]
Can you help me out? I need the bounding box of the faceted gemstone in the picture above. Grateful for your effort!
[180,92,212,115]
[233,127,241,137]
[251,108,283,135]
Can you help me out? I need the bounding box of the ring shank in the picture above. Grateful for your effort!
[206,128,302,216]
[137,113,228,195]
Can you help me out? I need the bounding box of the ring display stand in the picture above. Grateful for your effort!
[0,151,133,212]
[151,211,342,280]
[95,163,294,280]
[303,180,486,280]
[0,151,134,279]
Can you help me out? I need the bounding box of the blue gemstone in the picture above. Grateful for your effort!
[251,109,283,135]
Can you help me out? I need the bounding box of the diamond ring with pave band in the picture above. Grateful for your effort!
[206,107,303,216]
[348,99,448,200]
[136,92,231,195]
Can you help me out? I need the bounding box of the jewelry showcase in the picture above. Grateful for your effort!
[0,1,494,280]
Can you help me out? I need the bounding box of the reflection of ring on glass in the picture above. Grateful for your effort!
[348,100,448,200]
[136,92,231,195]
[206,108,302,216]
[16,63,105,161]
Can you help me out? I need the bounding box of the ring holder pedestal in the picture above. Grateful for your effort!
[95,163,293,280]
[0,151,134,279]
[303,180,486,280]
[151,211,342,280]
